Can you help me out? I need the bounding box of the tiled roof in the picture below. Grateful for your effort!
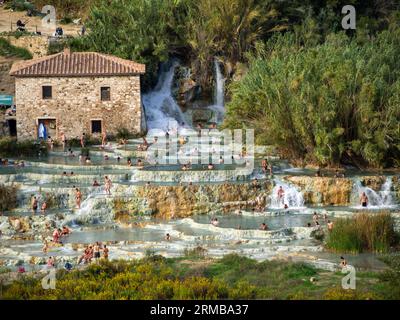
[10,49,145,77]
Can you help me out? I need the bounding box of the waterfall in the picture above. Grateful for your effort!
[352,177,396,208]
[269,179,305,209]
[214,59,225,107]
[209,59,226,123]
[142,61,187,132]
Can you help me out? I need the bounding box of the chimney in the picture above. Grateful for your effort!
[63,47,71,55]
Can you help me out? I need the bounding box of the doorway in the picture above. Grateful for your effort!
[38,118,57,140]
[8,119,16,136]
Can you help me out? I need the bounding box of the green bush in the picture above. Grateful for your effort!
[80,147,90,157]
[0,137,47,157]
[326,212,399,253]
[115,128,131,141]
[0,37,33,59]
[224,29,400,168]
[5,0,35,12]
[377,253,400,299]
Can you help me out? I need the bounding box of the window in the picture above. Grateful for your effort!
[42,86,52,99]
[91,120,102,134]
[101,87,110,101]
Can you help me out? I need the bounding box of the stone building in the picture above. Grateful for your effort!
[10,48,146,141]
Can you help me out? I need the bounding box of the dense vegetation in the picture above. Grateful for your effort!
[0,137,47,157]
[0,38,32,59]
[326,212,399,253]
[3,254,399,300]
[225,29,400,167]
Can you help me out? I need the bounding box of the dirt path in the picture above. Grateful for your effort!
[0,7,81,36]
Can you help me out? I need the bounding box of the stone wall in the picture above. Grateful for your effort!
[15,75,143,140]
[6,35,48,58]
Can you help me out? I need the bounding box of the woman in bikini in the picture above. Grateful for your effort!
[75,188,82,209]
[104,176,112,195]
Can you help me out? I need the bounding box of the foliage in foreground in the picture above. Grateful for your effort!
[2,254,396,300]
[224,29,400,168]
[326,213,399,253]
[0,137,47,157]
[0,38,33,60]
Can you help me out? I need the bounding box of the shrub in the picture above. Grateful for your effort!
[116,128,131,141]
[325,212,399,253]
[0,37,33,59]
[5,0,35,12]
[377,253,400,299]
[324,287,380,300]
[0,137,47,157]
[80,147,90,157]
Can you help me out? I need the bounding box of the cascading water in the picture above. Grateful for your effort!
[352,177,396,209]
[142,61,187,132]
[208,59,226,123]
[214,59,225,107]
[269,179,305,209]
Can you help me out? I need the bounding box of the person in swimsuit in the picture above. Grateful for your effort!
[313,212,319,224]
[104,176,112,195]
[101,130,107,148]
[75,188,82,209]
[60,132,66,151]
[261,159,268,173]
[61,226,71,236]
[277,186,285,203]
[327,220,334,231]
[259,223,268,231]
[31,196,38,215]
[103,245,109,260]
[340,256,347,268]
[52,229,60,243]
[93,242,101,261]
[41,201,47,214]
[80,133,86,148]
[360,192,368,207]
[42,239,48,253]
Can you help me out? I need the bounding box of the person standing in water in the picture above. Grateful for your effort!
[60,132,66,151]
[93,242,101,261]
[360,192,369,207]
[41,201,47,214]
[103,245,109,260]
[75,188,82,209]
[80,133,86,148]
[101,130,107,149]
[277,186,285,203]
[104,176,112,195]
[31,196,38,215]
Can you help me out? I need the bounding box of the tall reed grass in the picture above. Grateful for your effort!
[326,212,399,253]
